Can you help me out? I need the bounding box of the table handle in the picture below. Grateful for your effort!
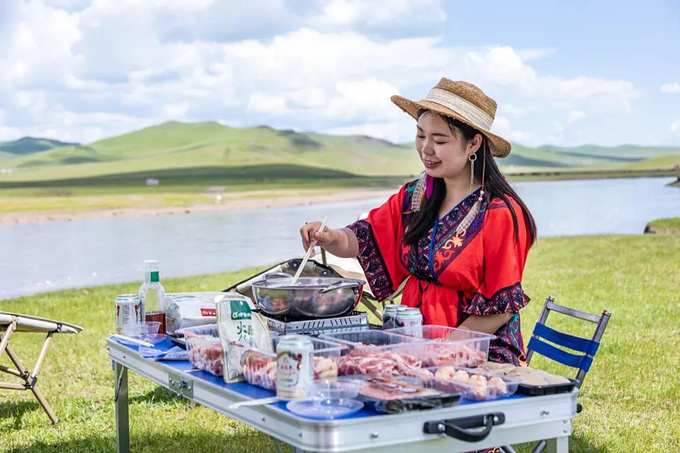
[423,412,505,442]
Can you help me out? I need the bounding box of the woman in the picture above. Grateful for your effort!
[300,78,537,365]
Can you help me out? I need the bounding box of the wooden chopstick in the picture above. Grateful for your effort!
[291,216,327,285]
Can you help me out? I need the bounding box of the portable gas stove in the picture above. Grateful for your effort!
[259,310,370,336]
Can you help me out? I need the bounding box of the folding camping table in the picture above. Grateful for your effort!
[0,311,83,424]
[108,338,578,453]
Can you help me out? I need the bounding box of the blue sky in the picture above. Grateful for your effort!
[0,0,678,148]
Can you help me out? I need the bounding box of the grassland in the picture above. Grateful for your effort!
[1,234,678,452]
[0,121,678,218]
[646,217,680,234]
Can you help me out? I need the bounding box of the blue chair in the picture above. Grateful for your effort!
[502,296,612,453]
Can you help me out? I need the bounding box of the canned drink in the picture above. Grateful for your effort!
[276,335,314,400]
[396,307,423,338]
[115,294,141,334]
[382,305,399,330]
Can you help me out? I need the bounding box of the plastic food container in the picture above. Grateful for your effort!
[389,325,494,368]
[320,331,428,377]
[186,336,223,376]
[424,366,520,401]
[319,330,425,350]
[351,375,461,413]
[286,398,364,420]
[240,337,343,391]
[310,379,361,400]
[178,324,218,337]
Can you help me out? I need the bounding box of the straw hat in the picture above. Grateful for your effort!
[391,78,511,157]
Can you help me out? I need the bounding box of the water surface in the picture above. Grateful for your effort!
[1,177,677,300]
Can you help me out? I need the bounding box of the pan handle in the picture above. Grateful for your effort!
[423,412,505,442]
[318,280,362,294]
[262,272,292,280]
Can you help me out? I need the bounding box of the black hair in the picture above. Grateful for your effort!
[403,110,537,246]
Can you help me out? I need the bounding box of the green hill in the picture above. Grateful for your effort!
[1,121,679,185]
[0,137,79,155]
[623,154,680,170]
[0,122,422,181]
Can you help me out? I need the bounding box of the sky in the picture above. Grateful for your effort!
[0,0,679,148]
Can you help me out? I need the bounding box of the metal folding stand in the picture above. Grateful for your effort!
[0,312,83,424]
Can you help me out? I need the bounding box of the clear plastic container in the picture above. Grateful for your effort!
[177,324,218,338]
[286,398,364,420]
[241,337,343,391]
[310,379,361,399]
[389,325,494,368]
[320,331,428,377]
[186,336,223,376]
[423,366,520,401]
[351,375,461,413]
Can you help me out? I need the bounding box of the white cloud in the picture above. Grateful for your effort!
[316,0,446,31]
[491,116,536,146]
[247,93,289,115]
[325,118,414,143]
[670,121,680,134]
[661,83,680,94]
[0,1,662,147]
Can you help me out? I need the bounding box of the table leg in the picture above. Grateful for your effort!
[114,361,130,453]
[545,436,569,453]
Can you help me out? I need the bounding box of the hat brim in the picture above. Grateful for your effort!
[391,95,511,158]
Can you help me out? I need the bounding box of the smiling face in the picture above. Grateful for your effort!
[416,112,481,181]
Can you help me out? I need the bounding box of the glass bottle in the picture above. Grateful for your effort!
[139,259,166,333]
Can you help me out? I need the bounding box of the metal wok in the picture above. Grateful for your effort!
[251,273,364,319]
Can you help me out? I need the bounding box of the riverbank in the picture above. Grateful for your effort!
[1,234,678,452]
[0,187,395,225]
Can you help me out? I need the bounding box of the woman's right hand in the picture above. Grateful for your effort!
[300,221,335,252]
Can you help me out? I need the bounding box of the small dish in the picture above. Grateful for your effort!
[286,398,363,420]
[141,334,167,345]
[310,379,360,400]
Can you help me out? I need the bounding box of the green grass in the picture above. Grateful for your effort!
[1,235,679,452]
[646,217,680,234]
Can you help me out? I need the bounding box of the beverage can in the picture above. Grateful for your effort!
[276,335,314,400]
[396,307,423,338]
[382,305,399,330]
[115,294,141,334]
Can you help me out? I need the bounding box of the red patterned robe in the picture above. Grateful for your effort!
[347,179,531,365]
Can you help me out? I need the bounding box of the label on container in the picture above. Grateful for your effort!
[276,349,312,400]
[115,294,141,335]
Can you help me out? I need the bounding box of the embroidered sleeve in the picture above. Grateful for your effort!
[346,185,410,301]
[465,198,531,316]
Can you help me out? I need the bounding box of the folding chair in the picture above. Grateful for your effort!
[501,296,612,453]
[0,311,83,424]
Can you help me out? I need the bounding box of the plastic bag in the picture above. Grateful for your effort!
[216,295,273,383]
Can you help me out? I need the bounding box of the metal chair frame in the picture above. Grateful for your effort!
[502,296,611,453]
[0,312,82,424]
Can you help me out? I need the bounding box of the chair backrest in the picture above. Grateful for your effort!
[526,296,611,388]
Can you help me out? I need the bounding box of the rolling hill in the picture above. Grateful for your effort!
[1,121,679,185]
[0,137,79,155]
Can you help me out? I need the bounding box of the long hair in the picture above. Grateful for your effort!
[404,110,537,246]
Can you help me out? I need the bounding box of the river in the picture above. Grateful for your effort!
[1,177,678,300]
